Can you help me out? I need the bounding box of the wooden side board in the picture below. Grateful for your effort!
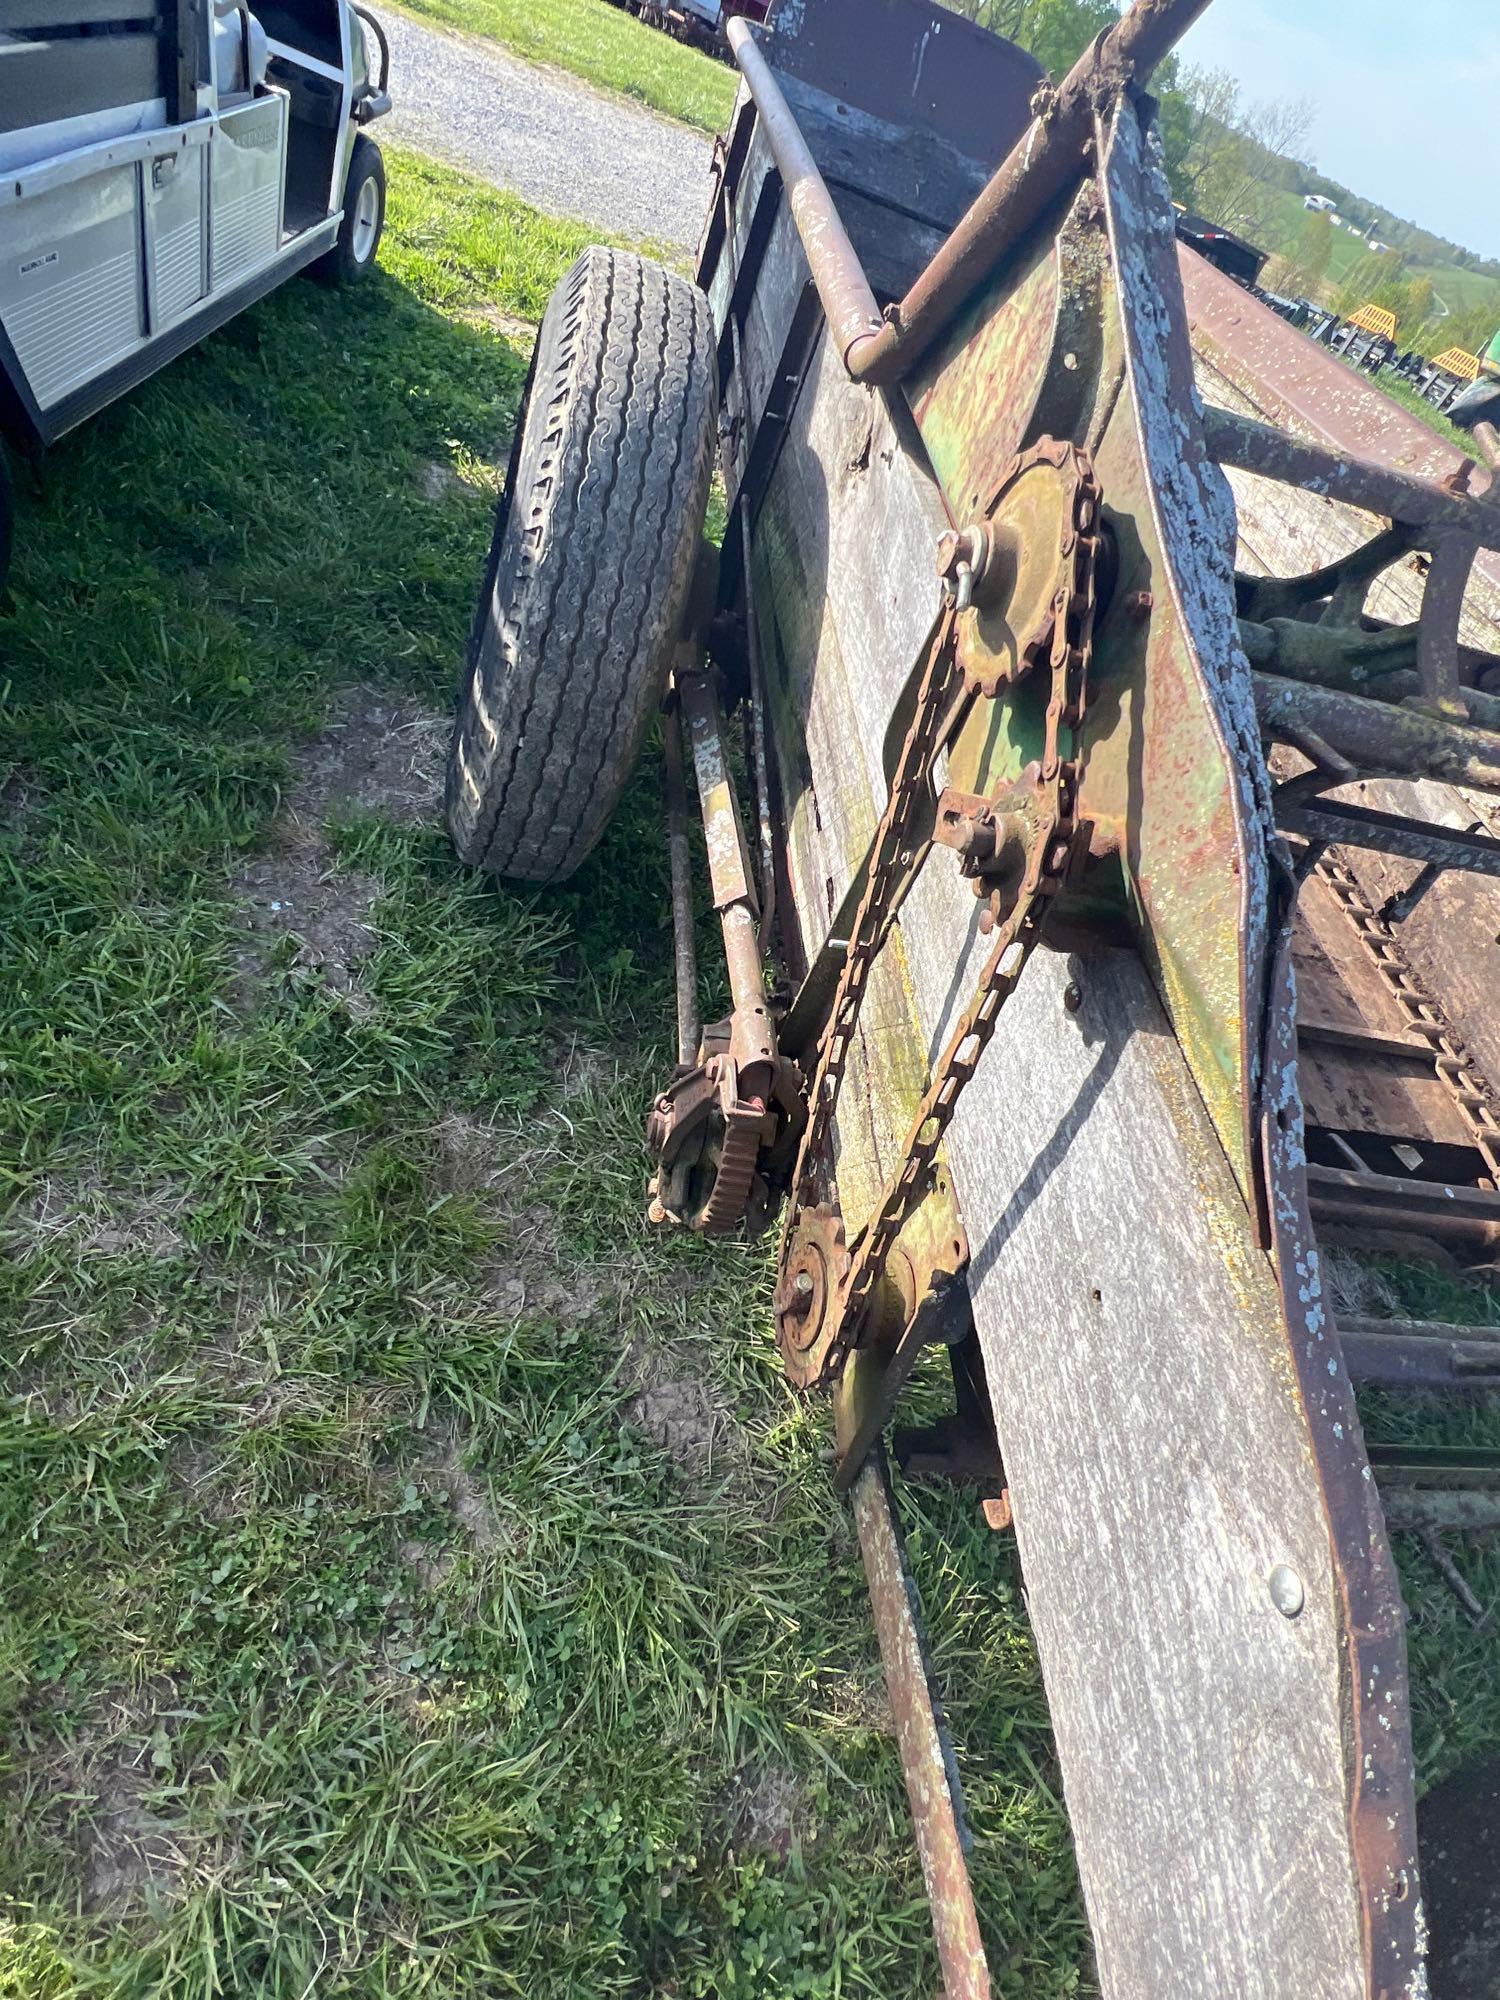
[745,97,1421,2000]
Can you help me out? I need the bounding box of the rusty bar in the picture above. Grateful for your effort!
[1381,1489,1500,1532]
[1366,1444,1500,1486]
[1275,799,1500,880]
[724,16,882,369]
[1339,1324,1500,1391]
[1205,406,1500,551]
[730,0,1209,387]
[663,705,700,1068]
[851,1454,993,2000]
[1254,673,1500,790]
[740,493,778,952]
[678,669,777,1084]
[1416,533,1479,712]
[1238,614,1419,695]
[1305,1163,1500,1251]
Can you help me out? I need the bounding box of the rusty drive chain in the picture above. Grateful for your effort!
[778,443,1104,1387]
[1316,851,1500,1181]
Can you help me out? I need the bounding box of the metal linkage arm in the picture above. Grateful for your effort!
[1205,406,1500,552]
[728,0,1211,385]
[1255,673,1500,790]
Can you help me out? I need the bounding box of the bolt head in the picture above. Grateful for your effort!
[794,1270,814,1297]
[1268,1563,1305,1618]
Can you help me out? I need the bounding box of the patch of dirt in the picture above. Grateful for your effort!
[554,1033,615,1103]
[483,1249,614,1327]
[6,1173,188,1261]
[435,1435,505,1553]
[432,1111,507,1197]
[625,1339,748,1488]
[418,458,473,503]
[39,1681,191,1915]
[1,766,44,857]
[470,302,535,348]
[230,851,383,1015]
[80,1745,184,1912]
[229,687,448,1015]
[287,686,448,834]
[722,1763,806,1865]
[399,1427,517,1587]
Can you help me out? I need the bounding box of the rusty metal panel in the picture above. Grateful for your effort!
[762,0,1043,171]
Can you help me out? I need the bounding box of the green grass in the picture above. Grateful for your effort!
[1329,360,1480,457]
[0,144,1088,1997]
[390,0,737,135]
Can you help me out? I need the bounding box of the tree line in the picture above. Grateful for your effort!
[943,0,1500,354]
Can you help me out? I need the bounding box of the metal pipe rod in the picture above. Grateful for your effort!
[855,0,1213,383]
[741,494,778,952]
[1275,799,1500,880]
[1416,533,1479,712]
[1206,406,1500,551]
[662,705,700,1068]
[851,1455,993,1999]
[1254,672,1500,791]
[1339,1330,1500,1392]
[1381,1489,1500,1532]
[678,669,777,1085]
[724,17,882,370]
[729,0,1211,387]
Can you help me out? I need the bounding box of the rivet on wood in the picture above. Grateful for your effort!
[1268,1564,1305,1618]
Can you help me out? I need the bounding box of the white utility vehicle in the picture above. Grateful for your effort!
[0,0,392,586]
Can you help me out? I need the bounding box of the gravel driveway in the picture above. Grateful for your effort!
[383,9,714,249]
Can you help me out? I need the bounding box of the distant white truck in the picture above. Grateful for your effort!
[0,0,392,589]
[1303,194,1336,212]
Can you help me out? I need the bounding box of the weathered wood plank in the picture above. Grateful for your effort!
[749,96,1417,2000]
[751,326,950,1228]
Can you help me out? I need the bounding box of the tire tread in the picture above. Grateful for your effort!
[446,247,716,883]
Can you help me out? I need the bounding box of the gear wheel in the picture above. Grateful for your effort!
[773,1205,849,1389]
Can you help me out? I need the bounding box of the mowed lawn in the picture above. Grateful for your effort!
[0,148,1090,1997]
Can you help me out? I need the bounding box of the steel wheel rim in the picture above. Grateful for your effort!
[351,175,380,262]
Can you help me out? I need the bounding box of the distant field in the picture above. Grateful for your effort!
[1258,186,1500,343]
[1260,186,1385,289]
[1418,263,1500,321]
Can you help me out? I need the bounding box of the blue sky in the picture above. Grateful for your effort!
[1175,0,1500,260]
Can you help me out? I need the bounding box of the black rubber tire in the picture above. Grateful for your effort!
[446,245,717,883]
[1450,374,1500,433]
[313,133,385,287]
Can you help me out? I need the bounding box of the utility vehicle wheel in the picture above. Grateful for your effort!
[447,245,716,882]
[315,134,385,286]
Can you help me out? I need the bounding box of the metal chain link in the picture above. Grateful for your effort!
[1315,851,1500,1181]
[780,444,1103,1387]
